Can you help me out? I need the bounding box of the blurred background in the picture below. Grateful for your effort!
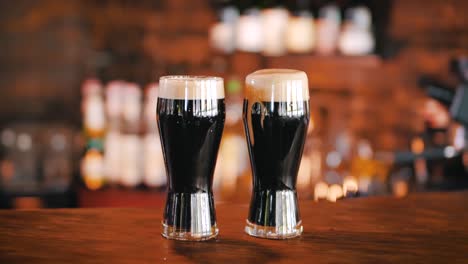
[0,0,467,209]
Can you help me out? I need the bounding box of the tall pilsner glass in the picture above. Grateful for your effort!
[243,69,310,239]
[157,76,225,241]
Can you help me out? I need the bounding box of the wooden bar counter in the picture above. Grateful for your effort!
[0,191,467,263]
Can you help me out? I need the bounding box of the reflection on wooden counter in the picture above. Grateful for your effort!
[0,191,467,263]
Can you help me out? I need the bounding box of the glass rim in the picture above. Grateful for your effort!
[160,75,223,82]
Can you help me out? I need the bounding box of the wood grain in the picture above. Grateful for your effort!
[0,191,467,263]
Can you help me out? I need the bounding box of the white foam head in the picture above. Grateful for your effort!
[159,76,224,100]
[245,69,309,102]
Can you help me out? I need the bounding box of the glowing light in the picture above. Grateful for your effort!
[81,150,104,190]
[314,181,328,201]
[411,137,424,154]
[327,184,343,202]
[444,146,456,158]
[84,178,103,191]
[343,176,358,196]
[393,180,408,198]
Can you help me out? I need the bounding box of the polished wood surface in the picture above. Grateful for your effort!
[0,191,467,263]
[78,188,166,208]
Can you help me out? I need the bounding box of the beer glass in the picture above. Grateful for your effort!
[243,69,309,239]
[157,76,225,241]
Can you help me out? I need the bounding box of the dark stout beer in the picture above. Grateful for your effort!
[157,76,225,241]
[243,69,309,239]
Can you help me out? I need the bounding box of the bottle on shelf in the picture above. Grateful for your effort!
[210,3,239,54]
[316,4,340,55]
[12,131,38,192]
[0,128,17,190]
[119,83,143,188]
[103,81,124,185]
[142,83,166,188]
[352,139,388,196]
[81,79,106,139]
[261,1,289,56]
[43,130,73,192]
[285,0,315,54]
[338,6,375,55]
[322,149,344,202]
[236,2,263,52]
[213,76,249,200]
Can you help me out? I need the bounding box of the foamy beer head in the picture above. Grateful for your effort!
[245,69,309,102]
[159,76,224,100]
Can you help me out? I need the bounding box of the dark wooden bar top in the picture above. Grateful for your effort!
[0,192,467,263]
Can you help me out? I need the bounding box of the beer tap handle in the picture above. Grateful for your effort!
[418,76,455,107]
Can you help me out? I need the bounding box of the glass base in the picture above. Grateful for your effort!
[161,192,218,241]
[246,189,302,239]
[245,220,302,239]
[162,222,218,241]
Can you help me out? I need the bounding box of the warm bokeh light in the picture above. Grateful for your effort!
[81,149,104,191]
[393,180,409,198]
[343,176,358,196]
[411,137,424,154]
[314,181,328,201]
[327,184,343,202]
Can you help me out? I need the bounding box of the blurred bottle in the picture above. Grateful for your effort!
[0,128,16,190]
[261,1,289,56]
[338,6,375,55]
[214,76,249,200]
[352,139,388,196]
[285,0,315,54]
[323,149,344,201]
[236,4,263,52]
[105,81,125,129]
[316,4,340,55]
[210,3,239,54]
[8,130,39,193]
[104,81,124,185]
[143,83,166,188]
[81,79,106,139]
[120,83,143,188]
[43,129,73,192]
